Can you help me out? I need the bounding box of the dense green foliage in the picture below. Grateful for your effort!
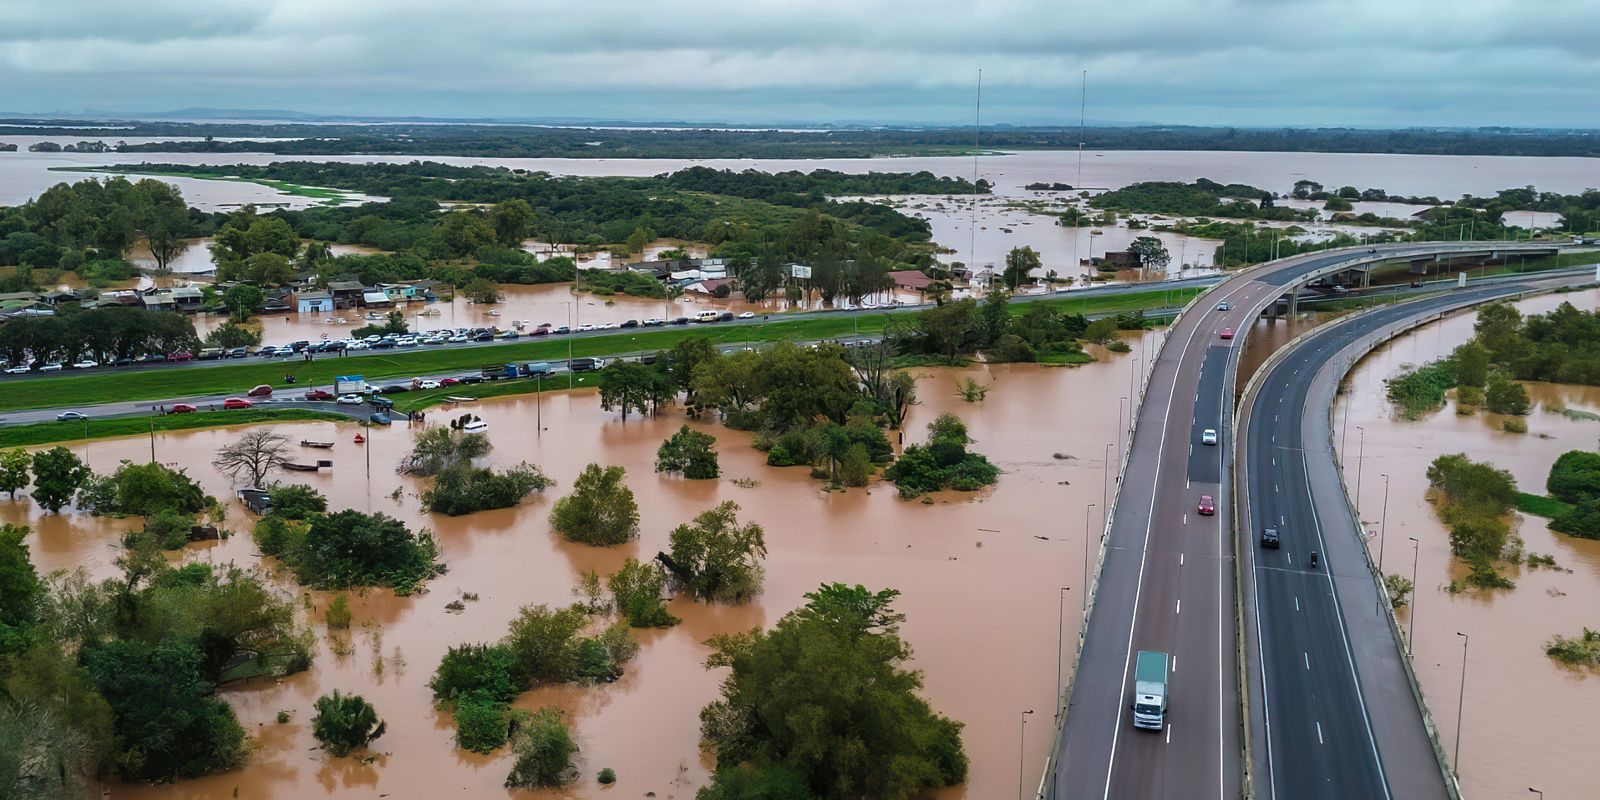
[77,460,210,518]
[423,462,552,516]
[0,308,200,368]
[549,464,640,545]
[888,291,1092,364]
[27,447,90,513]
[84,639,248,780]
[1473,301,1600,386]
[504,708,578,789]
[598,360,675,420]
[1426,453,1518,588]
[1091,179,1309,221]
[656,425,721,479]
[1545,451,1600,539]
[697,583,966,799]
[311,691,386,756]
[666,501,768,603]
[607,558,679,628]
[453,697,514,753]
[884,414,1000,498]
[266,483,327,519]
[1385,361,1458,418]
[1545,628,1600,667]
[270,510,441,592]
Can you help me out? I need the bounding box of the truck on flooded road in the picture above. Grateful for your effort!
[1132,650,1169,731]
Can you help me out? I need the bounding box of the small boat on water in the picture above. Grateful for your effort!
[283,459,332,472]
[366,311,385,320]
[487,310,501,317]
[353,433,366,444]
[445,395,477,403]
[462,420,489,434]
[418,307,441,316]
[300,440,334,449]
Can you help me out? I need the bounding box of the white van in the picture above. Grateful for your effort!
[694,310,721,323]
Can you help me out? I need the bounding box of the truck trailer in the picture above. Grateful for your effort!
[1132,650,1169,731]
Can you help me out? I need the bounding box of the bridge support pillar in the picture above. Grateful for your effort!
[1360,268,1372,288]
[1287,290,1299,317]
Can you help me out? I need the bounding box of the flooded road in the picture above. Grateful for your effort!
[1335,288,1600,799]
[7,344,1161,798]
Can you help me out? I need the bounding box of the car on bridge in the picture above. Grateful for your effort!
[1216,302,1231,311]
[1197,495,1215,515]
[1201,428,1218,445]
[1260,527,1281,549]
[1219,327,1235,339]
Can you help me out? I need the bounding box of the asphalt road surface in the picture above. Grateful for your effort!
[1236,273,1590,800]
[1050,240,1570,800]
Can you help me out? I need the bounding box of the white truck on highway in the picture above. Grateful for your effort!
[1132,650,1170,730]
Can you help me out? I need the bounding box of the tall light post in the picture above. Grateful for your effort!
[1018,709,1035,800]
[1118,397,1129,456]
[1355,426,1367,516]
[1408,537,1420,655]
[1083,504,1097,612]
[1529,788,1543,799]
[1129,354,1139,405]
[1102,443,1112,528]
[1056,587,1072,723]
[1454,631,1470,777]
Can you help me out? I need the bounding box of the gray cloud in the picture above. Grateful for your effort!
[1,0,1596,126]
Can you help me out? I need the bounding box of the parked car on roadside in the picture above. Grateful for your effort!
[303,389,334,401]
[223,397,252,410]
[56,411,87,421]
[70,360,98,369]
[170,403,197,414]
[247,384,274,397]
[336,394,364,405]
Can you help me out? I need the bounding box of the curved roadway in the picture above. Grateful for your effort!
[1049,241,1567,800]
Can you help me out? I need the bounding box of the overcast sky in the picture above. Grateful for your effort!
[2,0,1597,128]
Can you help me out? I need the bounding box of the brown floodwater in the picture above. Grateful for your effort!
[1334,288,1600,799]
[9,348,1156,798]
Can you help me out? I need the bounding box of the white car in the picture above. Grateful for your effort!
[448,333,469,343]
[1216,302,1231,311]
[346,340,369,351]
[423,336,446,345]
[71,360,99,369]
[396,336,418,347]
[577,323,596,332]
[336,394,364,405]
[40,362,63,372]
[1201,428,1219,446]
[4,365,29,374]
[738,311,756,319]
[418,379,441,390]
[362,335,381,343]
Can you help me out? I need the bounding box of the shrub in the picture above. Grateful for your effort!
[597,767,617,784]
[1485,374,1530,415]
[1545,628,1600,667]
[1385,361,1456,419]
[422,462,552,516]
[504,708,577,788]
[884,415,1000,498]
[549,464,639,546]
[454,698,512,753]
[607,558,679,628]
[1502,418,1528,433]
[1552,498,1600,540]
[268,484,327,519]
[83,639,247,781]
[506,604,589,684]
[311,690,386,756]
[429,643,522,704]
[290,510,441,592]
[1384,574,1414,608]
[1546,450,1600,503]
[252,515,307,557]
[325,594,352,629]
[837,443,874,487]
[141,509,195,550]
[656,425,720,479]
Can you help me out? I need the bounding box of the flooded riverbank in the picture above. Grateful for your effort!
[7,347,1157,798]
[1334,287,1600,798]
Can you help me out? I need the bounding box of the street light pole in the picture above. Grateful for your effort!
[1056,587,1071,722]
[1083,503,1097,613]
[1018,709,1035,800]
[1377,473,1391,605]
[1408,537,1420,655]
[1455,631,1470,777]
[1355,426,1367,516]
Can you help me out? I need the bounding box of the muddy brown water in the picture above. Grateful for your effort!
[8,345,1163,798]
[1335,288,1600,798]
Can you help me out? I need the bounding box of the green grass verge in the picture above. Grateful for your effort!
[1516,492,1574,520]
[0,288,1197,414]
[394,373,600,412]
[0,409,349,448]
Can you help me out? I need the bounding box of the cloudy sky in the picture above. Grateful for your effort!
[2,0,1597,127]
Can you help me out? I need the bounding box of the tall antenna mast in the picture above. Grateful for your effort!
[970,68,982,290]
[1075,70,1087,277]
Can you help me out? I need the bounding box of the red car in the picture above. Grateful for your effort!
[169,403,197,414]
[1198,495,1215,515]
[303,389,333,401]
[222,397,252,410]
[1219,327,1235,340]
[247,384,274,397]
[439,377,461,387]
[167,351,193,363]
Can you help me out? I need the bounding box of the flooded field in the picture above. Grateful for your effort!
[1335,288,1600,798]
[7,345,1159,798]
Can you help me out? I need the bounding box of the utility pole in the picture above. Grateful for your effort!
[1454,632,1470,777]
[1408,537,1420,655]
[1083,503,1097,613]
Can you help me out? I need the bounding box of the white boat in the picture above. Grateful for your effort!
[462,419,489,433]
[487,310,501,317]
[418,307,441,316]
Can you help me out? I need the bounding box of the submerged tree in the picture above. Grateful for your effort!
[549,464,639,546]
[665,501,767,603]
[312,691,386,757]
[655,425,720,479]
[212,429,290,487]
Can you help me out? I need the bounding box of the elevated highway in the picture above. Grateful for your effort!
[1047,240,1571,800]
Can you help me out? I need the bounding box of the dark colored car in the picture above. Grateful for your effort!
[671,317,691,326]
[717,312,735,322]
[457,375,485,385]
[370,339,396,349]
[620,319,639,329]
[303,389,334,401]
[1260,528,1281,549]
[256,346,279,358]
[288,340,311,352]
[368,396,395,410]
[529,327,549,336]
[474,333,494,342]
[167,351,192,362]
[378,384,411,394]
[640,352,659,365]
[569,357,602,372]
[224,347,249,359]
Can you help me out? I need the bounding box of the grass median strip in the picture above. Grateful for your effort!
[0,287,1198,414]
[0,409,350,448]
[1516,492,1574,520]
